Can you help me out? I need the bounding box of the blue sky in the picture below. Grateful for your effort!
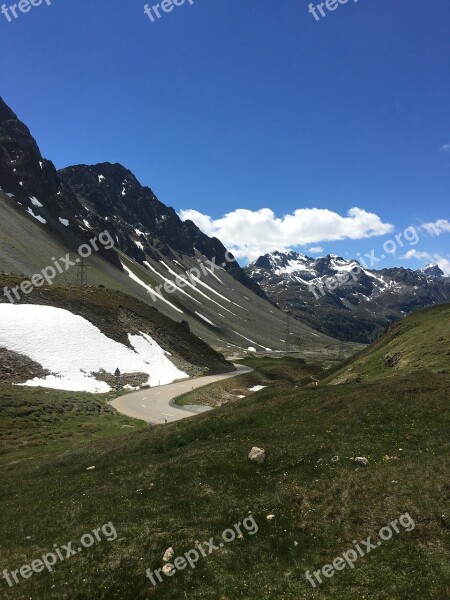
[1,0,449,267]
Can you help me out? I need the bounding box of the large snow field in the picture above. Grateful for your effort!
[0,304,188,393]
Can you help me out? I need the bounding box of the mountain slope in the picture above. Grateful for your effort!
[0,97,358,360]
[246,250,450,343]
[0,274,234,389]
[324,303,450,384]
[58,161,265,299]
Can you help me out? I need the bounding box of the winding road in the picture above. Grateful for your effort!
[109,363,253,425]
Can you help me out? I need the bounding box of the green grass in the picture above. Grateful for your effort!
[324,304,450,384]
[0,384,145,464]
[238,356,323,383]
[174,357,322,407]
[0,371,449,599]
[1,309,449,599]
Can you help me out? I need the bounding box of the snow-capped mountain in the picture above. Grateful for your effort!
[420,264,445,278]
[245,251,450,343]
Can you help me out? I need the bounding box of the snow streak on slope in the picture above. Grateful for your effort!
[143,260,201,305]
[0,304,187,393]
[120,261,183,314]
[159,260,236,315]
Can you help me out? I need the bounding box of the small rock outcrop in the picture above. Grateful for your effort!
[162,547,174,563]
[248,447,265,464]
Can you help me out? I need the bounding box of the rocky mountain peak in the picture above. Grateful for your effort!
[421,264,445,278]
[0,97,266,299]
[0,96,86,220]
[246,248,450,343]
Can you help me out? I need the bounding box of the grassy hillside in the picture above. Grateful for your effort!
[238,356,323,382]
[0,384,145,461]
[324,303,450,384]
[0,354,449,598]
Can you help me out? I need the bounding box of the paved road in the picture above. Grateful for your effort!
[109,364,253,425]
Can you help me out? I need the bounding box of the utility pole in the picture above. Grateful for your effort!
[75,257,93,286]
[285,314,290,354]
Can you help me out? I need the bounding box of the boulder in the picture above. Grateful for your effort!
[162,564,174,576]
[163,547,174,563]
[248,447,265,464]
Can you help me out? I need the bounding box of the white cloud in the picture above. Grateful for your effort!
[421,219,450,237]
[400,249,432,261]
[436,258,450,275]
[308,246,324,254]
[400,249,450,275]
[441,143,450,152]
[179,207,393,263]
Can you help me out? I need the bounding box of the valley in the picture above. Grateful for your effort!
[0,87,448,600]
[0,307,448,599]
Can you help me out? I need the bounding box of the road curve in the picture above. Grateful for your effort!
[109,363,253,425]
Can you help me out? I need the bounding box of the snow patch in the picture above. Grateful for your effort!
[27,208,46,224]
[30,196,43,208]
[0,305,187,393]
[195,312,217,327]
[121,261,183,314]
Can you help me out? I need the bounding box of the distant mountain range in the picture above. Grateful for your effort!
[245,250,450,343]
[0,97,353,361]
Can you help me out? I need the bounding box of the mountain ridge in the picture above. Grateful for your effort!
[245,250,450,343]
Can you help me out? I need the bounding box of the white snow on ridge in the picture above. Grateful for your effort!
[27,208,46,224]
[30,196,43,208]
[59,217,69,227]
[363,269,388,287]
[0,304,187,393]
[332,261,360,273]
